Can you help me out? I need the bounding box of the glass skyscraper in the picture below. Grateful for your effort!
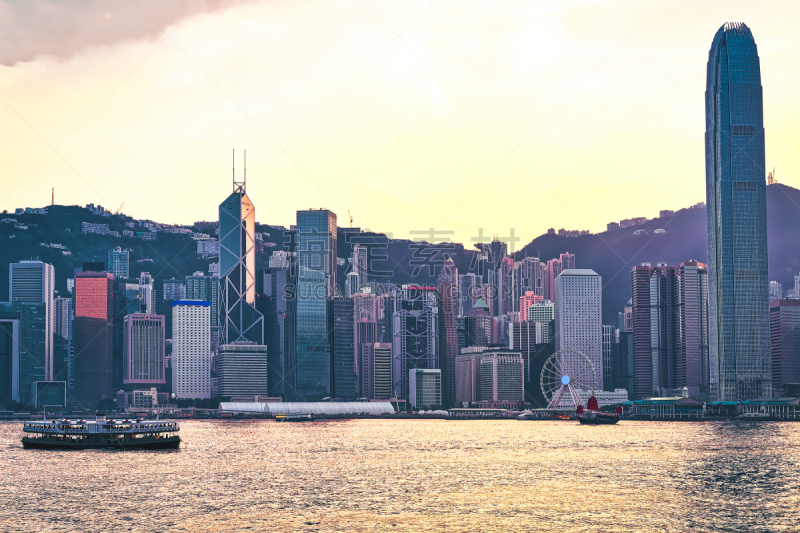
[705,22,770,400]
[218,175,263,345]
[290,209,337,401]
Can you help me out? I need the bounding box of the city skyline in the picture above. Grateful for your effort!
[2,2,800,247]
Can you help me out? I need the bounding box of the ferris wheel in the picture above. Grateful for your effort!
[540,350,598,409]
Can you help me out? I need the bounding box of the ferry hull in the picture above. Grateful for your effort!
[22,435,181,450]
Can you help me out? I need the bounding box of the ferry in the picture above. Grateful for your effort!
[275,413,314,422]
[22,415,181,449]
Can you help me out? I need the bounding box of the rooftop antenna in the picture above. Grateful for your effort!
[233,149,246,194]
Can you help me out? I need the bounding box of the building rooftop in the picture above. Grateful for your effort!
[559,269,599,277]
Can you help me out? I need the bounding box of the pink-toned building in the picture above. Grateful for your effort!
[519,292,544,321]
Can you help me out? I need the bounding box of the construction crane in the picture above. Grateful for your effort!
[347,210,353,228]
[115,202,124,215]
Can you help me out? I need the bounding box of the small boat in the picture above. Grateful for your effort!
[22,414,180,449]
[275,413,314,422]
[576,397,621,425]
[736,407,771,421]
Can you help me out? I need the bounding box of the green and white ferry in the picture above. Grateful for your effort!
[22,415,181,450]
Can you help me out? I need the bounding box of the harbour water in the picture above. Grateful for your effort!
[1,419,799,532]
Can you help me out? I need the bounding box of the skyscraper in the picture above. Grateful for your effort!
[0,302,46,404]
[290,208,337,401]
[9,260,54,381]
[391,286,439,400]
[123,313,165,387]
[172,300,211,399]
[218,168,264,345]
[256,267,287,397]
[137,272,155,314]
[330,297,357,399]
[437,258,458,408]
[107,246,129,279]
[73,271,114,401]
[705,22,770,400]
[770,300,800,391]
[361,343,392,400]
[554,269,602,391]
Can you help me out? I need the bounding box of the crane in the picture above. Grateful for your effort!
[115,202,124,215]
[347,210,353,228]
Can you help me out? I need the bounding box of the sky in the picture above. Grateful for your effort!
[1,0,799,248]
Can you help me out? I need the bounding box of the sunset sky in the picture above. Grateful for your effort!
[1,0,798,247]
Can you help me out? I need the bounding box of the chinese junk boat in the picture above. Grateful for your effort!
[577,396,621,425]
[22,415,181,449]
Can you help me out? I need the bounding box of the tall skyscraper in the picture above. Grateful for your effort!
[554,269,602,391]
[630,261,710,399]
[391,286,439,400]
[0,302,46,404]
[73,271,114,401]
[601,325,616,392]
[107,246,129,280]
[290,208,337,401]
[256,267,287,397]
[361,343,392,400]
[162,278,186,301]
[218,169,264,345]
[330,297,357,399]
[172,300,211,399]
[137,272,155,314]
[705,22,770,400]
[9,260,54,381]
[437,258,458,408]
[123,314,165,387]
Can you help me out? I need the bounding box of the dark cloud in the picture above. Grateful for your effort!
[0,0,250,66]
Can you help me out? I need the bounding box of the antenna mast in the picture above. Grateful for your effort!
[233,149,246,194]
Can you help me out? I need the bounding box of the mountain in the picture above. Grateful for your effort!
[2,182,799,326]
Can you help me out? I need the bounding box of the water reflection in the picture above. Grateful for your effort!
[1,420,799,532]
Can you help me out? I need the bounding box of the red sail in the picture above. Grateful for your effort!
[615,406,623,415]
[587,396,599,411]
[576,405,584,414]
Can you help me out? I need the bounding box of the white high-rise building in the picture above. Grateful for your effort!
[172,300,211,399]
[9,260,55,380]
[138,272,155,314]
[53,296,72,339]
[107,246,129,279]
[554,269,602,390]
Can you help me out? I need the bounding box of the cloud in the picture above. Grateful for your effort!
[0,0,250,66]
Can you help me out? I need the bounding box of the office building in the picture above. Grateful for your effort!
[519,292,543,321]
[107,246,129,279]
[53,296,71,339]
[705,22,770,400]
[9,260,54,381]
[73,271,114,401]
[391,286,439,400]
[612,331,635,395]
[466,298,492,347]
[162,278,186,301]
[438,258,458,408]
[602,325,616,392]
[345,271,360,298]
[479,350,524,405]
[172,300,211,399]
[631,261,709,399]
[409,368,441,409]
[331,297,357,399]
[256,267,287,397]
[554,269,602,390]
[123,313,165,386]
[218,175,264,345]
[289,208,337,401]
[138,272,155,314]
[351,244,368,291]
[355,320,378,396]
[455,348,484,405]
[0,302,46,404]
[361,343,392,400]
[770,281,783,302]
[458,273,480,317]
[217,343,268,397]
[770,300,800,391]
